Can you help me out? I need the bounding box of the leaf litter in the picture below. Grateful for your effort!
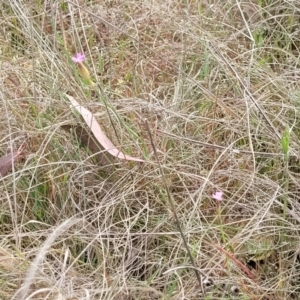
[0,144,25,177]
[66,94,146,163]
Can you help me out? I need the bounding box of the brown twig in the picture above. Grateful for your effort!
[215,244,257,282]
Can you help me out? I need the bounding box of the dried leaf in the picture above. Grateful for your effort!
[0,150,22,177]
[61,124,115,166]
[66,94,145,162]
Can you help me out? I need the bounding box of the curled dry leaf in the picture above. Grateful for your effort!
[0,150,23,177]
[66,94,145,162]
[61,124,115,167]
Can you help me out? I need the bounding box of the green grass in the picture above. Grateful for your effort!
[1,0,300,299]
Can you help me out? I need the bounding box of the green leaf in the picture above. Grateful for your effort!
[281,127,290,161]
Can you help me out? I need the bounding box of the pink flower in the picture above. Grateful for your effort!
[72,52,85,63]
[212,191,223,202]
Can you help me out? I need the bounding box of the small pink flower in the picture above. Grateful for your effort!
[72,52,85,63]
[212,191,223,202]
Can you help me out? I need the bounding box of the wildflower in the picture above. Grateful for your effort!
[212,191,223,202]
[72,52,85,63]
[71,52,95,87]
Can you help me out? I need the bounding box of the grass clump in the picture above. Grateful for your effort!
[1,1,300,299]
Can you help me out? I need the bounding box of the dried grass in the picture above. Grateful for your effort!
[1,0,300,299]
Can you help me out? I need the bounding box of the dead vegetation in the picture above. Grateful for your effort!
[1,1,300,299]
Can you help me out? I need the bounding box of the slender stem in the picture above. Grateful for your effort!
[145,120,205,295]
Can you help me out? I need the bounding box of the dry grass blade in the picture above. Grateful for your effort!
[15,218,78,300]
[208,41,281,140]
[145,120,206,295]
[66,94,146,162]
[0,246,22,272]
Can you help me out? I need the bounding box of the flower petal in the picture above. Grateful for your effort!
[72,52,85,63]
[212,191,223,201]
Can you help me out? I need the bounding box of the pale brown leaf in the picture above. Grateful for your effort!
[66,94,145,162]
[0,150,22,177]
